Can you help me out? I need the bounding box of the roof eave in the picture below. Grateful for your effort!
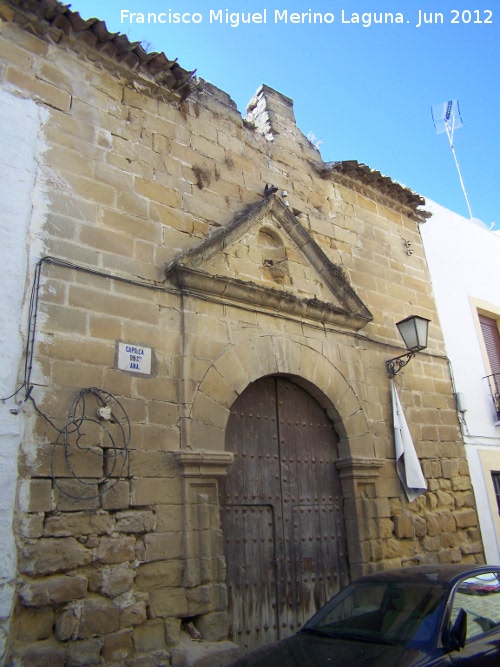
[319,160,431,223]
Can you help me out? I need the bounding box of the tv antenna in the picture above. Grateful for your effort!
[431,100,473,219]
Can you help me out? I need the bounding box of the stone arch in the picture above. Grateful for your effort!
[189,334,374,461]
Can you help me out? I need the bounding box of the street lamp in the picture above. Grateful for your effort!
[386,315,430,377]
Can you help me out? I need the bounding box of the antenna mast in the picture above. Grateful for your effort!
[431,100,473,219]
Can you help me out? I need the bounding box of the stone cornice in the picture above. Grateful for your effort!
[171,266,370,330]
[336,457,386,479]
[174,450,234,478]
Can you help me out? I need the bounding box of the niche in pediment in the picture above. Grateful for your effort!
[258,225,290,286]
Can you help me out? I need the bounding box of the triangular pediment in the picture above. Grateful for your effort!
[164,196,373,330]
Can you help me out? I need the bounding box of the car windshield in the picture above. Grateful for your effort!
[303,580,448,649]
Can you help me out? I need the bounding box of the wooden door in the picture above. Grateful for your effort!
[219,377,349,651]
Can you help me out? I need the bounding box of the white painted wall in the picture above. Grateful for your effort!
[421,200,500,563]
[0,90,42,661]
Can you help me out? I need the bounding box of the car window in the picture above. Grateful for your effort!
[450,572,500,643]
[306,581,447,648]
[318,583,387,625]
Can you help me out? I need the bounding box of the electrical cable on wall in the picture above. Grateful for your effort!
[50,387,131,500]
[2,257,44,410]
[1,257,134,498]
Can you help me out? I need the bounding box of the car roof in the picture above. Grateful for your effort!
[354,564,500,587]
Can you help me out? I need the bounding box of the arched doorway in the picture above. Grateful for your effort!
[219,376,349,651]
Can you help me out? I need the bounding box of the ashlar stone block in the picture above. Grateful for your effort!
[131,478,182,507]
[12,639,66,667]
[55,609,77,641]
[43,511,113,537]
[164,617,182,647]
[54,479,100,512]
[18,479,52,513]
[393,514,415,539]
[95,536,136,564]
[100,567,135,598]
[195,611,229,642]
[143,532,183,562]
[120,600,148,628]
[129,451,178,478]
[6,65,71,111]
[133,619,167,653]
[102,628,134,662]
[66,638,103,666]
[115,510,155,533]
[79,597,120,639]
[19,575,88,607]
[153,504,183,533]
[455,509,479,529]
[135,561,184,592]
[149,587,188,619]
[12,608,55,642]
[20,537,92,575]
[100,481,130,511]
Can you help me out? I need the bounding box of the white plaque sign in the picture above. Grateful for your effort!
[117,342,152,375]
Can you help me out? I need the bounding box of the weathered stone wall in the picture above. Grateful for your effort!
[0,1,484,665]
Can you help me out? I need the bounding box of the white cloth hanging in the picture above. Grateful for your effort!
[391,379,427,502]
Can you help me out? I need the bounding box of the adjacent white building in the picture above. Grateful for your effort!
[421,201,500,564]
[0,89,47,662]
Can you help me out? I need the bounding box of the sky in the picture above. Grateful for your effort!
[71,1,500,229]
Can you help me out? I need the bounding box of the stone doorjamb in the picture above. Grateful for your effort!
[174,451,234,590]
[336,457,386,578]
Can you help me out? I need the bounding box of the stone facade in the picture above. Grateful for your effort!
[0,0,484,665]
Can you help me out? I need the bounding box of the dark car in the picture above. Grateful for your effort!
[229,564,500,666]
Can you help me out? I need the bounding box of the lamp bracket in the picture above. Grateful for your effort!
[386,351,416,378]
